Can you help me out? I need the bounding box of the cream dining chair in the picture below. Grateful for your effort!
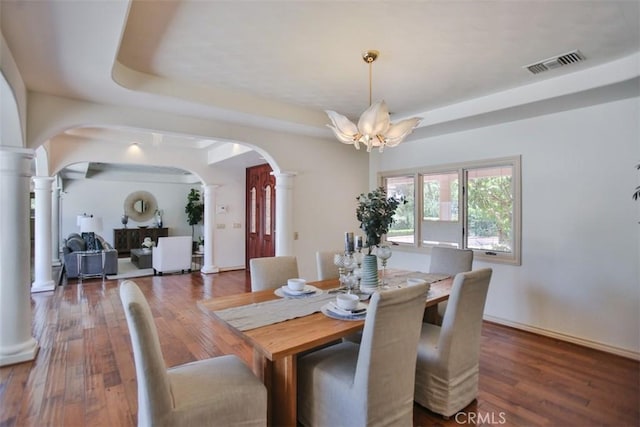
[429,246,474,324]
[249,255,299,292]
[315,250,341,281]
[297,282,430,427]
[119,280,267,427]
[414,268,492,418]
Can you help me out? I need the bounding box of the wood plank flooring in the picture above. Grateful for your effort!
[1,271,638,427]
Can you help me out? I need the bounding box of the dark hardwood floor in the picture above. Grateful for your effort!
[1,271,638,426]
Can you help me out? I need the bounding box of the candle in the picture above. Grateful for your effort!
[345,232,355,253]
[356,236,363,250]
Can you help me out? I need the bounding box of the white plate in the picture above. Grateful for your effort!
[274,285,322,298]
[321,302,367,320]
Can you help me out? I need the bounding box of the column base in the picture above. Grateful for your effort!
[31,279,56,293]
[201,265,220,274]
[0,338,39,367]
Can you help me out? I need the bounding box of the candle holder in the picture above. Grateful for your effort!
[376,245,392,287]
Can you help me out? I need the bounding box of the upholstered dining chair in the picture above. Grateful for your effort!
[414,268,492,418]
[119,280,267,427]
[429,246,474,323]
[249,255,299,292]
[315,250,341,281]
[297,282,429,427]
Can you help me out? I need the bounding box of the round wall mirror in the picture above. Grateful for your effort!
[124,191,158,222]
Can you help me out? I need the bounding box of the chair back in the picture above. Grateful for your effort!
[119,280,173,426]
[315,251,341,281]
[354,283,429,425]
[152,236,192,273]
[438,268,492,372]
[429,246,473,275]
[249,256,299,291]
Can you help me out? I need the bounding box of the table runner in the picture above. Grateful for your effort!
[212,272,449,332]
[213,293,337,331]
[383,271,450,288]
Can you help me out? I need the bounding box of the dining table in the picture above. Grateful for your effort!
[197,269,453,427]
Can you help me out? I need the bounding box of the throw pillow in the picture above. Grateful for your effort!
[66,235,86,252]
[95,234,108,250]
[82,232,98,251]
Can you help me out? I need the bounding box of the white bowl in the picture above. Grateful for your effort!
[336,293,359,311]
[287,278,306,291]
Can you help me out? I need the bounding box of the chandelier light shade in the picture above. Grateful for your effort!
[326,50,422,152]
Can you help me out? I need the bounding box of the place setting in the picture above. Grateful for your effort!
[274,278,323,298]
[321,293,368,321]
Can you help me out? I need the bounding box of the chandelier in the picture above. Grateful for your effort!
[325,50,422,152]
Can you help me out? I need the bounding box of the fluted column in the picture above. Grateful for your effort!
[201,184,219,274]
[0,147,38,366]
[51,180,61,267]
[272,172,297,256]
[31,176,55,293]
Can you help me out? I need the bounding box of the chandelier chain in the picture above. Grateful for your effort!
[368,61,373,106]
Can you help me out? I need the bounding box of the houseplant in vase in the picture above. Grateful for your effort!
[356,186,404,292]
[185,188,204,252]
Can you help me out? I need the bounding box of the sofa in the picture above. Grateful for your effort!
[63,233,118,279]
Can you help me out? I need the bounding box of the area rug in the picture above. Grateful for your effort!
[107,258,154,280]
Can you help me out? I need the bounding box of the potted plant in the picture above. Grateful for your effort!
[355,186,404,289]
[185,188,204,249]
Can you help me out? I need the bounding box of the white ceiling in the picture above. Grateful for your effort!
[1,0,639,176]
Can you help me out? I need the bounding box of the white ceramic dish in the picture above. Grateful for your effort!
[321,302,368,320]
[336,293,359,310]
[287,278,307,291]
[274,285,321,298]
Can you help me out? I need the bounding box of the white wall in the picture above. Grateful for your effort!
[373,96,640,358]
[57,140,369,274]
[208,164,249,270]
[26,90,369,274]
[61,179,194,246]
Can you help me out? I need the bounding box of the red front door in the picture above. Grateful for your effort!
[246,163,276,268]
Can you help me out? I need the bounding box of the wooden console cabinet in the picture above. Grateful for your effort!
[113,227,168,256]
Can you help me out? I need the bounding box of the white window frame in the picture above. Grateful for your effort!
[380,155,522,265]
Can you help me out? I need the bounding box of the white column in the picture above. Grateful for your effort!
[201,184,219,274]
[31,176,56,292]
[51,180,61,267]
[0,147,39,366]
[272,172,297,256]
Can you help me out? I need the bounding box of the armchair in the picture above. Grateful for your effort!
[152,236,192,276]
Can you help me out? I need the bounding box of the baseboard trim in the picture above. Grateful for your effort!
[218,266,245,272]
[483,314,640,361]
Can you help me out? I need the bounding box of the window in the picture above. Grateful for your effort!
[386,175,415,245]
[421,171,460,248]
[264,185,272,236]
[250,187,257,233]
[381,156,521,265]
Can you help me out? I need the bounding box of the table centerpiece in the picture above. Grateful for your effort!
[355,186,404,291]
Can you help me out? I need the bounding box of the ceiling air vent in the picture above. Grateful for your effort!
[524,50,586,75]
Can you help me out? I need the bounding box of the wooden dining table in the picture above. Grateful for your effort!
[197,271,453,427]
